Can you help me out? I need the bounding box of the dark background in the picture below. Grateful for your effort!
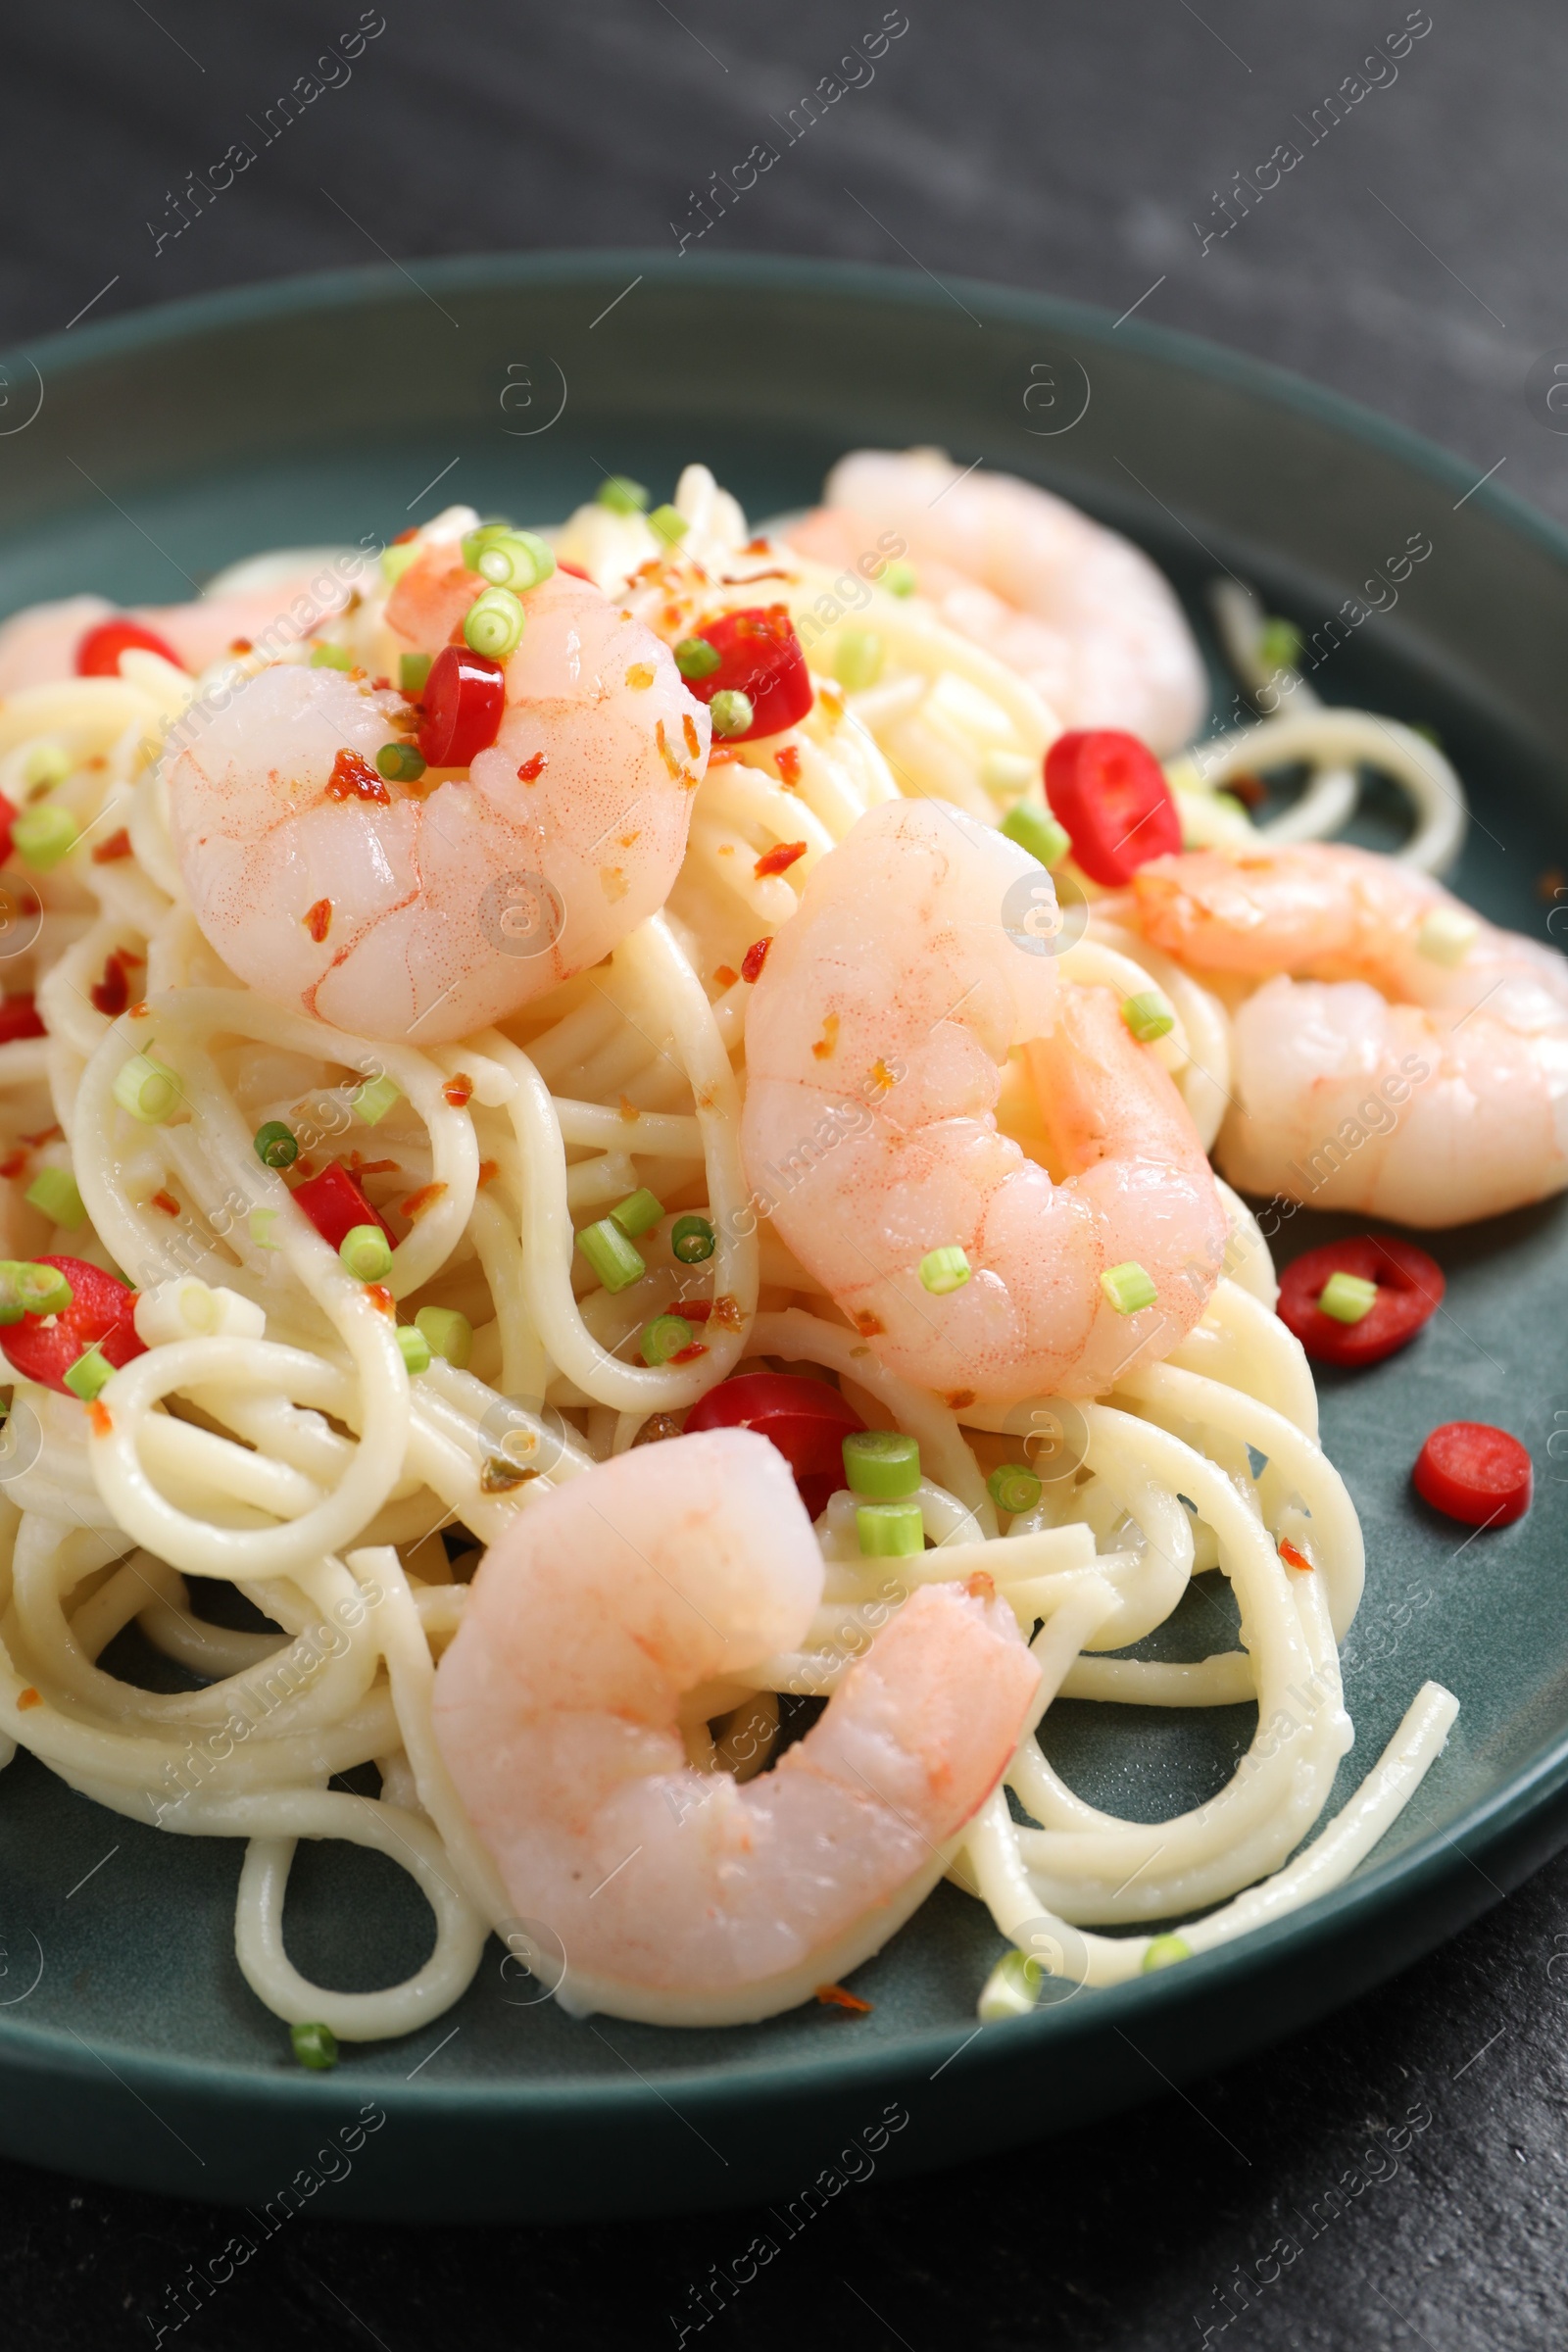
[4,2,1567,2345]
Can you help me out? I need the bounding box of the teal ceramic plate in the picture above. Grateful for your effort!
[0,256,1563,2221]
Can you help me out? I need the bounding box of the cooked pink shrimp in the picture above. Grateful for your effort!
[741,798,1229,1402]
[787,448,1207,754]
[165,567,708,1044]
[432,1427,1039,2026]
[0,573,355,690]
[1114,842,1568,1224]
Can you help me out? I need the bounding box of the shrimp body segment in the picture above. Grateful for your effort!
[431,1428,1040,2026]
[741,799,1230,1401]
[1122,843,1568,1224]
[165,570,708,1044]
[788,448,1208,755]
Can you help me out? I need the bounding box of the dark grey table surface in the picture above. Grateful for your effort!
[3,3,1566,2344]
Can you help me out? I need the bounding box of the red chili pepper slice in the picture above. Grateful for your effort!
[1276,1236,1444,1368]
[75,617,186,677]
[0,994,44,1044]
[684,1370,864,1518]
[1044,728,1181,886]
[416,645,507,767]
[1,1255,145,1396]
[1413,1422,1532,1528]
[0,789,17,867]
[290,1161,396,1250]
[683,607,813,740]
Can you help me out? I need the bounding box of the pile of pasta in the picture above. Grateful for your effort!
[0,466,1456,2037]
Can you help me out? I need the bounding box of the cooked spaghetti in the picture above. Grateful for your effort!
[0,458,1465,2041]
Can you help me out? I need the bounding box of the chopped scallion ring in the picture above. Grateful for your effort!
[670,1214,715,1264]
[353,1073,402,1127]
[709,689,753,738]
[856,1499,925,1557]
[380,542,419,587]
[1417,906,1480,966]
[63,1346,112,1403]
[24,1166,85,1228]
[577,1218,646,1294]
[21,743,70,791]
[1318,1270,1378,1325]
[0,1261,73,1319]
[882,560,917,597]
[597,476,649,514]
[979,749,1037,800]
[13,805,77,871]
[648,504,689,545]
[1121,991,1174,1045]
[253,1120,298,1170]
[112,1052,181,1124]
[1101,1260,1156,1315]
[399,652,432,696]
[340,1224,393,1283]
[290,2020,339,2071]
[919,1246,970,1295]
[609,1188,663,1239]
[473,530,556,593]
[376,740,427,784]
[397,1324,432,1374]
[832,631,884,692]
[843,1430,921,1500]
[640,1314,695,1366]
[463,586,526,661]
[1001,802,1070,869]
[987,1462,1043,1516]
[1141,1934,1192,1972]
[674,637,722,681]
[415,1305,471,1368]
[308,643,354,670]
[1258,616,1300,673]
[977,1949,1043,2021]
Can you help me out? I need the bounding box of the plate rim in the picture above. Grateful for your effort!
[0,246,1564,2135]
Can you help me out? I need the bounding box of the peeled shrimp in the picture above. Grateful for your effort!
[432,1427,1039,2026]
[165,567,709,1044]
[1113,842,1568,1224]
[788,448,1207,755]
[741,798,1230,1401]
[0,570,357,692]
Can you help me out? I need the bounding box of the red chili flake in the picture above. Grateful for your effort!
[16,1688,40,1711]
[90,949,140,1018]
[325,749,390,805]
[305,899,332,944]
[443,1074,474,1108]
[682,712,701,760]
[0,997,45,1044]
[20,1124,62,1148]
[1279,1539,1313,1573]
[90,829,134,864]
[398,1181,448,1224]
[964,1570,996,1601]
[775,745,803,787]
[707,745,738,764]
[0,1152,26,1180]
[740,936,772,984]
[814,1983,872,2015]
[127,1002,150,1019]
[669,1341,710,1365]
[617,1096,638,1122]
[712,964,738,990]
[755,841,807,880]
[853,1309,885,1338]
[476,1158,500,1187]
[364,1283,395,1316]
[228,637,253,655]
[745,536,770,554]
[516,753,547,783]
[811,1011,840,1060]
[89,1401,113,1437]
[946,1389,977,1410]
[149,1190,180,1218]
[710,1294,744,1332]
[392,527,418,545]
[295,1157,317,1179]
[681,1299,713,1323]
[341,1152,400,1180]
